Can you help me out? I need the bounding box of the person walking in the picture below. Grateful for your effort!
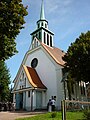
[47,99,52,112]
[51,97,56,111]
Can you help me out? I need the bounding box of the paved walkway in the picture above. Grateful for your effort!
[0,111,47,120]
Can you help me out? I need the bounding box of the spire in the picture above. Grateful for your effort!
[30,0,54,49]
[40,0,45,20]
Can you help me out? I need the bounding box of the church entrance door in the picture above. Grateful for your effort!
[19,92,23,109]
[36,91,42,109]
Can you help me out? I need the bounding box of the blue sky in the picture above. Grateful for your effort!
[6,0,90,86]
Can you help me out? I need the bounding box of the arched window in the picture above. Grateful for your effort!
[44,32,46,44]
[47,34,49,45]
[50,36,52,47]
[36,41,38,47]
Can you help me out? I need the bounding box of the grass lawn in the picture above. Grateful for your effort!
[16,111,84,120]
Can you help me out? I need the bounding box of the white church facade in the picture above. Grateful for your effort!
[12,0,87,111]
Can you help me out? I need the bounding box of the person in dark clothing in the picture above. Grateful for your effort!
[51,98,56,111]
[0,102,2,111]
[3,103,7,111]
[47,99,52,112]
[8,102,12,111]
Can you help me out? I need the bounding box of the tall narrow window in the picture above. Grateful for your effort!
[28,91,30,97]
[44,32,46,44]
[45,23,47,28]
[47,34,49,45]
[39,32,41,40]
[50,36,52,47]
[25,78,26,88]
[41,22,43,26]
[34,39,36,47]
[22,72,24,81]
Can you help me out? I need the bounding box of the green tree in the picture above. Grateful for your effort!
[0,0,28,61]
[8,86,13,102]
[0,60,10,102]
[63,31,90,83]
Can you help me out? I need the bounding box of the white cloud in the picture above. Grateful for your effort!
[45,0,59,14]
[45,0,73,14]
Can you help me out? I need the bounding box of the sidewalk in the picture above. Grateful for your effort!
[0,111,47,120]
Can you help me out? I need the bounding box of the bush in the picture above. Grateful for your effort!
[83,110,90,120]
[51,112,57,118]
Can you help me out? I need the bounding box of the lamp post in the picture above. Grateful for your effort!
[64,79,67,100]
[61,72,68,100]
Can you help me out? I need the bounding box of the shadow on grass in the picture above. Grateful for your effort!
[67,118,85,120]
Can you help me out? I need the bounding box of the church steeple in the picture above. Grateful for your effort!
[30,0,54,49]
[40,0,45,20]
[37,0,48,29]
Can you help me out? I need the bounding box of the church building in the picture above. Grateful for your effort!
[12,0,87,111]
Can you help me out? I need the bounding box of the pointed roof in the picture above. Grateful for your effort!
[23,65,47,89]
[40,0,45,20]
[41,43,65,66]
[13,38,65,85]
[29,37,65,66]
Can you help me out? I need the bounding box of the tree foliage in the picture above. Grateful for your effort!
[0,0,28,61]
[63,31,90,83]
[0,60,10,102]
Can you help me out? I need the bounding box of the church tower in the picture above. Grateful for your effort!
[30,0,54,49]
